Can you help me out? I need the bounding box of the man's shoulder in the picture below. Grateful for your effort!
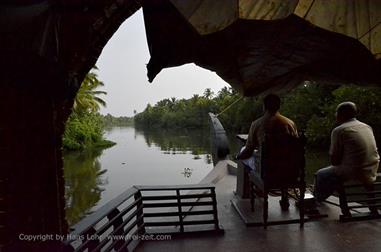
[333,120,373,139]
[277,113,296,126]
[252,115,265,125]
[354,120,371,128]
[336,119,370,131]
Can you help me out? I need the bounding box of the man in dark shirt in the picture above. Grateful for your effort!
[237,94,298,160]
[237,94,298,209]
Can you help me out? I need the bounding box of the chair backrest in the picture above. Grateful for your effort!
[260,133,306,188]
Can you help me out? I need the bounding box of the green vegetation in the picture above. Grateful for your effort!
[133,87,267,133]
[63,67,116,151]
[63,112,115,150]
[134,92,217,129]
[73,67,107,113]
[135,84,381,148]
[102,113,134,127]
[134,87,269,131]
[283,84,381,147]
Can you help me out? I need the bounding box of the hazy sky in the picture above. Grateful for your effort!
[96,10,229,117]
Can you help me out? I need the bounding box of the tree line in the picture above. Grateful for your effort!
[102,114,134,127]
[134,84,381,148]
[63,66,381,151]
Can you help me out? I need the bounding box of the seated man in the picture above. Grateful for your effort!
[237,94,298,207]
[314,102,380,202]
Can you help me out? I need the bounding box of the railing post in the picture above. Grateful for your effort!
[176,189,184,232]
[211,187,219,230]
[84,227,99,251]
[108,208,123,235]
[134,191,145,235]
[107,208,124,250]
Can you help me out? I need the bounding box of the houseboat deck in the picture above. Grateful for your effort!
[136,160,381,252]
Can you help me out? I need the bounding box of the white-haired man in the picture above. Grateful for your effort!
[314,102,380,202]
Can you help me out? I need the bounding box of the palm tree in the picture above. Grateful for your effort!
[73,67,107,113]
[203,88,214,99]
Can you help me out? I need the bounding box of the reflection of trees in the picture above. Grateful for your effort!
[64,149,108,225]
[204,154,212,164]
[135,128,211,156]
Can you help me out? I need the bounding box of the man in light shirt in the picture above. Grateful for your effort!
[314,102,380,202]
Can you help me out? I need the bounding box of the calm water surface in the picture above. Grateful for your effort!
[64,127,213,225]
[64,127,329,225]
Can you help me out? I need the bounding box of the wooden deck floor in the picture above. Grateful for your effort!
[136,161,381,252]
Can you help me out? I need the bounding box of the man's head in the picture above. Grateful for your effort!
[263,94,280,113]
[336,102,357,124]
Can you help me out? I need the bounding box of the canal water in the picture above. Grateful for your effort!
[64,126,214,225]
[64,126,329,225]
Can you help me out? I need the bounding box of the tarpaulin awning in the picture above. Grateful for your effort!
[143,0,381,96]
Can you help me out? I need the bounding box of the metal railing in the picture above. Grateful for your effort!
[63,184,221,252]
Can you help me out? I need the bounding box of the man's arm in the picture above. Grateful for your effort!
[329,128,343,166]
[237,122,257,159]
[284,118,298,138]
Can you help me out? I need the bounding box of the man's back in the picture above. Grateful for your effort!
[238,94,298,160]
[251,112,298,146]
[330,119,379,183]
[314,101,380,202]
[238,111,298,161]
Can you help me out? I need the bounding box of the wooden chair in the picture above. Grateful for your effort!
[248,133,306,228]
[336,174,381,222]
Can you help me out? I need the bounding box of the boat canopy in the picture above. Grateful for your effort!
[143,0,381,96]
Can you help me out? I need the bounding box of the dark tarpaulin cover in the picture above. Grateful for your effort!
[143,0,381,96]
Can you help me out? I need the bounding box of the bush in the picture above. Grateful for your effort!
[63,112,115,151]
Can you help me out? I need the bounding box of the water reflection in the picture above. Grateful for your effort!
[64,127,215,226]
[63,126,329,227]
[134,127,212,158]
[64,149,108,226]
